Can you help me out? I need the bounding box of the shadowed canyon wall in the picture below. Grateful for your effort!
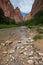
[31,0,43,16]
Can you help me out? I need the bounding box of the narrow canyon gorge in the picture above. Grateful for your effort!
[0,0,43,22]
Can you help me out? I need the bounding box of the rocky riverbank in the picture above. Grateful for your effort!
[0,26,43,65]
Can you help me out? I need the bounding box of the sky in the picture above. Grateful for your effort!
[10,0,34,16]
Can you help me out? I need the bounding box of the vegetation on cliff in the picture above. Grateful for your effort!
[17,10,43,27]
[0,8,16,25]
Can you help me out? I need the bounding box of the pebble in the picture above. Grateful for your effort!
[29,51,33,56]
[27,60,34,64]
[21,46,24,49]
[23,52,27,55]
[22,62,25,64]
[9,49,15,54]
[29,57,35,60]
[28,37,32,40]
[1,43,5,46]
[20,51,23,54]
[5,41,13,45]
[24,48,27,51]
[35,60,39,65]
[17,46,20,49]
[39,61,43,64]
[18,40,21,43]
[39,52,43,56]
[10,55,15,60]
[30,39,34,42]
[10,59,13,62]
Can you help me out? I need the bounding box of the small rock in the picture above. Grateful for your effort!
[1,43,5,46]
[18,40,21,43]
[21,46,24,49]
[22,62,25,64]
[28,38,31,40]
[9,49,15,54]
[39,52,43,56]
[30,39,34,42]
[35,60,39,65]
[39,61,43,65]
[5,41,13,45]
[17,46,20,49]
[10,55,15,60]
[29,51,33,56]
[23,52,27,55]
[12,56,15,60]
[24,48,27,51]
[34,56,41,60]
[27,60,34,64]
[20,51,23,54]
[10,59,13,62]
[29,57,34,60]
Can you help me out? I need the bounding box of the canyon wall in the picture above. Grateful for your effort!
[31,0,43,16]
[24,0,43,21]
[24,13,32,21]
[0,0,23,23]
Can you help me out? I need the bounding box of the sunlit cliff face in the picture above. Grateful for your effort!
[10,0,34,14]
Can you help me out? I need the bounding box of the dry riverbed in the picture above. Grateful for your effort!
[0,26,43,65]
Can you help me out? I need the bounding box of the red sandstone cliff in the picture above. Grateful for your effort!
[0,0,23,23]
[24,13,32,21]
[24,0,43,21]
[31,0,43,16]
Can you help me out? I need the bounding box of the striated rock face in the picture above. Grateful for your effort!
[0,0,23,23]
[24,13,32,21]
[31,0,43,16]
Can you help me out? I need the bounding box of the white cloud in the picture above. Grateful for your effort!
[10,0,34,13]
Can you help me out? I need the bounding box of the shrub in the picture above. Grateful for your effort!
[37,28,43,34]
[33,34,43,41]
